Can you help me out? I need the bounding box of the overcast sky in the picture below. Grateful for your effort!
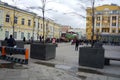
[1,0,120,28]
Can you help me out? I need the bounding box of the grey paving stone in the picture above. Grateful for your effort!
[107,77,120,80]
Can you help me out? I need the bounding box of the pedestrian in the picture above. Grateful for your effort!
[39,35,42,42]
[7,35,16,55]
[23,37,26,42]
[75,38,79,51]
[4,37,8,41]
[52,38,56,44]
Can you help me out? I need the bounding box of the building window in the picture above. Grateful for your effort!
[96,23,100,26]
[28,20,31,26]
[5,14,10,22]
[112,30,115,33]
[112,10,118,14]
[96,29,99,33]
[112,16,116,20]
[5,31,9,38]
[21,32,24,39]
[97,17,100,21]
[14,32,17,39]
[14,16,18,24]
[119,17,120,20]
[118,23,120,27]
[112,23,116,26]
[21,18,25,25]
[95,11,103,15]
[102,29,106,32]
[34,22,36,27]
[27,33,30,40]
[38,23,39,28]
[118,30,120,33]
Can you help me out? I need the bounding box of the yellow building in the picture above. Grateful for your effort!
[0,2,36,40]
[86,4,120,43]
[0,2,62,41]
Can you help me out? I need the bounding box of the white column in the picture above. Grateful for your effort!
[116,15,118,33]
[110,16,112,33]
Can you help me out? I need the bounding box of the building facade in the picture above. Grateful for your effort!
[86,4,120,43]
[0,2,62,41]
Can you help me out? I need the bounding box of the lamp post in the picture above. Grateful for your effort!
[78,0,95,47]
[91,0,95,47]
[41,0,46,43]
[12,5,16,38]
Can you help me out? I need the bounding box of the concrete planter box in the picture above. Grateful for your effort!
[79,47,105,69]
[30,43,56,60]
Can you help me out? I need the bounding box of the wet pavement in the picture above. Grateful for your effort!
[0,43,120,80]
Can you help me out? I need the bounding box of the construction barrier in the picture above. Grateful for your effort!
[0,46,29,64]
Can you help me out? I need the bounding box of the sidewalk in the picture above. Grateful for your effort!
[0,43,120,80]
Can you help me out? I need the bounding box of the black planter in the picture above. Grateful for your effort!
[79,47,105,69]
[30,43,56,60]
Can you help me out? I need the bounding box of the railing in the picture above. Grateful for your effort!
[0,46,29,64]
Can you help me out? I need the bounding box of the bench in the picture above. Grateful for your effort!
[104,57,120,65]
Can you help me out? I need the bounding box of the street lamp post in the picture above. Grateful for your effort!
[12,6,16,38]
[41,0,46,43]
[91,0,95,47]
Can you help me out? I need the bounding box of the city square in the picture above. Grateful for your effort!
[0,0,120,80]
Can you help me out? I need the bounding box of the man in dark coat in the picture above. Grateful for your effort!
[75,39,79,51]
[7,35,16,47]
[7,35,16,55]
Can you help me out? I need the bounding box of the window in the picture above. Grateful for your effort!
[112,16,116,20]
[38,23,39,28]
[112,23,116,26]
[21,32,24,39]
[102,29,106,32]
[112,10,118,14]
[112,30,115,33]
[96,17,100,21]
[96,23,100,26]
[95,11,103,15]
[5,31,9,38]
[96,29,99,33]
[118,30,120,33]
[28,20,31,26]
[21,18,25,25]
[14,32,17,39]
[6,14,10,22]
[14,16,18,24]
[27,33,30,40]
[34,22,36,26]
[119,23,120,27]
[119,17,120,20]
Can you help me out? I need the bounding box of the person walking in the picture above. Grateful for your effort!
[23,37,26,42]
[75,38,79,51]
[7,35,16,55]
